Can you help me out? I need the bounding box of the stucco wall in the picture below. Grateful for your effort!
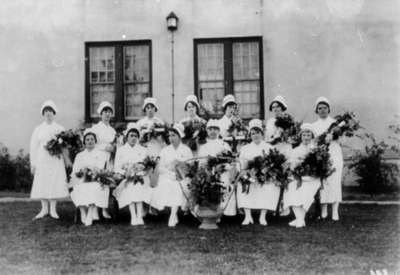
[0,0,399,154]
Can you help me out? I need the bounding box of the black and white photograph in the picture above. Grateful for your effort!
[0,0,399,274]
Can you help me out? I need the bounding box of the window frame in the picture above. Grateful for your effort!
[85,40,152,123]
[193,36,264,119]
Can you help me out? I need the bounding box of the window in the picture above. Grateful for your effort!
[85,40,152,121]
[194,37,264,119]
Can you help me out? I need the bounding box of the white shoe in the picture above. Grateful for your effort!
[137,217,144,225]
[259,219,267,226]
[131,217,138,226]
[33,211,48,220]
[50,211,59,219]
[92,208,100,220]
[168,215,178,227]
[80,213,86,224]
[84,216,93,226]
[332,213,339,221]
[102,209,111,219]
[241,218,254,225]
[295,220,306,228]
[288,219,297,227]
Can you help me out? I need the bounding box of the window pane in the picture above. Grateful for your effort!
[125,84,149,119]
[197,43,224,116]
[89,47,115,117]
[233,42,260,118]
[90,85,115,117]
[123,45,150,119]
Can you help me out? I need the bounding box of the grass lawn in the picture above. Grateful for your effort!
[0,202,399,275]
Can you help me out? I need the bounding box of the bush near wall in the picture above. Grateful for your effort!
[0,146,32,192]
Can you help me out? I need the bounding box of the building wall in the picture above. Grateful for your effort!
[0,0,399,154]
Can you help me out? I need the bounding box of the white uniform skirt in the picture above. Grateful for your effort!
[220,167,237,216]
[150,173,185,210]
[70,181,110,208]
[31,148,69,199]
[114,177,152,208]
[283,177,320,211]
[320,142,343,203]
[237,181,280,210]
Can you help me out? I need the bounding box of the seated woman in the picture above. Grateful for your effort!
[70,129,109,226]
[197,119,237,217]
[113,123,152,226]
[237,119,281,226]
[149,124,193,227]
[283,123,321,228]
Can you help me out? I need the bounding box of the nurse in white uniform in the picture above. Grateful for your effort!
[237,119,281,226]
[136,97,166,157]
[218,95,238,139]
[311,97,343,221]
[90,101,116,219]
[150,124,193,227]
[70,129,109,226]
[283,123,321,228]
[265,95,292,158]
[30,100,69,219]
[197,119,237,217]
[114,123,152,226]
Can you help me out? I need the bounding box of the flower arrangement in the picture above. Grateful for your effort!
[317,111,360,146]
[238,148,291,193]
[185,160,226,207]
[270,114,302,147]
[118,156,159,186]
[76,168,119,188]
[182,119,208,151]
[206,150,236,170]
[45,129,83,159]
[140,123,169,144]
[292,145,335,186]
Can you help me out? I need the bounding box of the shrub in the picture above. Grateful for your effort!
[349,131,399,195]
[0,147,32,192]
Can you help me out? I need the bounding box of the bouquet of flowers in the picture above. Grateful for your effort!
[182,119,208,151]
[76,167,119,188]
[317,111,360,146]
[119,156,159,186]
[140,123,169,144]
[238,148,291,193]
[45,129,83,159]
[139,156,159,171]
[227,112,248,139]
[271,114,302,147]
[185,160,226,207]
[292,145,335,186]
[206,150,236,171]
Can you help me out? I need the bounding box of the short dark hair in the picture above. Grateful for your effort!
[184,101,199,114]
[83,132,97,145]
[315,102,330,114]
[269,101,286,112]
[126,128,140,138]
[223,102,237,113]
[42,106,56,116]
[101,107,113,115]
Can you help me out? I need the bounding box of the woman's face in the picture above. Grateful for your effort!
[43,108,55,122]
[250,128,263,143]
[271,102,283,117]
[316,103,329,119]
[145,104,156,117]
[168,131,181,146]
[225,104,237,117]
[207,127,220,140]
[85,134,96,150]
[126,131,139,146]
[301,131,313,144]
[186,102,198,116]
[101,108,113,123]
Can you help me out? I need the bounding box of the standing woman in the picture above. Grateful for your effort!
[30,100,69,219]
[178,95,206,125]
[114,123,151,226]
[237,119,281,225]
[150,124,193,227]
[90,101,116,219]
[197,119,237,217]
[311,97,343,221]
[265,95,292,158]
[218,95,238,138]
[283,123,320,228]
[137,97,166,157]
[70,129,109,226]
